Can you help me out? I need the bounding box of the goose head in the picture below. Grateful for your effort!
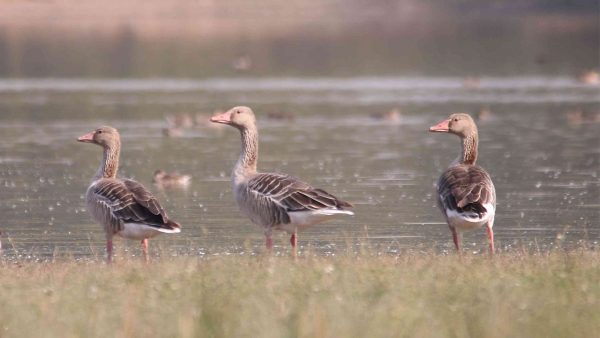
[77,126,120,149]
[210,106,256,130]
[429,113,477,138]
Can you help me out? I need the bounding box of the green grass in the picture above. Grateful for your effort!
[1,251,599,338]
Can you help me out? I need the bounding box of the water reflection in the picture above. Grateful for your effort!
[0,77,598,259]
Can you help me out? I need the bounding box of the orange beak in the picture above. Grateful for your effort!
[77,131,95,142]
[429,119,450,132]
[210,110,232,124]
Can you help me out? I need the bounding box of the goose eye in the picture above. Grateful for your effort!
[236,111,241,114]
[97,130,103,134]
[453,118,458,122]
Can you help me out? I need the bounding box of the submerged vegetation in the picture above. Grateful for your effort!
[1,251,599,338]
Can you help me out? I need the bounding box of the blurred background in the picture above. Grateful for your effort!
[0,0,598,258]
[0,0,597,78]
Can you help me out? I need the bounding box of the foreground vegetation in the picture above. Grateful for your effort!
[1,251,599,338]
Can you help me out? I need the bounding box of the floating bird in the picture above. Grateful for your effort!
[162,113,194,138]
[78,126,181,263]
[577,70,599,85]
[266,111,296,121]
[210,106,354,256]
[429,113,496,254]
[476,107,492,122]
[166,113,194,129]
[153,170,191,189]
[462,76,481,89]
[370,108,401,122]
[566,108,600,125]
[231,55,253,72]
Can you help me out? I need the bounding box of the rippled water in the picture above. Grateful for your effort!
[0,77,598,259]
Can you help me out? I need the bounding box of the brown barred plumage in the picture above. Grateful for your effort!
[430,113,496,254]
[211,106,354,256]
[78,126,181,263]
[437,164,496,218]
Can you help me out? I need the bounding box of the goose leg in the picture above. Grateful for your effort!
[141,238,149,262]
[486,222,495,255]
[106,235,113,264]
[265,228,273,252]
[450,227,461,253]
[290,230,297,258]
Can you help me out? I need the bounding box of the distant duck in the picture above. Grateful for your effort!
[153,170,191,189]
[232,55,253,72]
[429,113,496,255]
[463,76,481,89]
[166,113,194,129]
[577,70,599,85]
[163,113,194,137]
[476,107,492,122]
[370,108,401,122]
[210,106,354,256]
[566,108,600,125]
[266,111,296,121]
[78,126,181,263]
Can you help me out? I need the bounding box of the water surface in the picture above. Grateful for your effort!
[0,77,598,259]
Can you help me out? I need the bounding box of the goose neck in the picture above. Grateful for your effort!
[233,126,258,183]
[94,143,120,180]
[460,132,478,165]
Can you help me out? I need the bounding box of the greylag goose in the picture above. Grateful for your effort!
[77,126,181,263]
[210,106,354,256]
[429,113,496,254]
[153,170,191,188]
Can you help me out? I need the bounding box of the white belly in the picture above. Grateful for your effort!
[446,203,495,231]
[117,223,177,240]
[275,209,354,234]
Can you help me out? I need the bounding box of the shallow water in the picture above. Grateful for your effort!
[0,77,598,259]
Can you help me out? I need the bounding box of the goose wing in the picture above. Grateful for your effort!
[240,173,352,226]
[437,165,495,216]
[248,173,353,212]
[91,179,179,232]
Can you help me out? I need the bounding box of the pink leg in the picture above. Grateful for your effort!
[106,237,113,264]
[265,229,273,252]
[141,239,149,263]
[450,227,461,253]
[486,224,495,255]
[290,231,297,258]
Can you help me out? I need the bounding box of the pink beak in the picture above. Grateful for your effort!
[77,131,95,142]
[429,119,450,132]
[210,110,232,124]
